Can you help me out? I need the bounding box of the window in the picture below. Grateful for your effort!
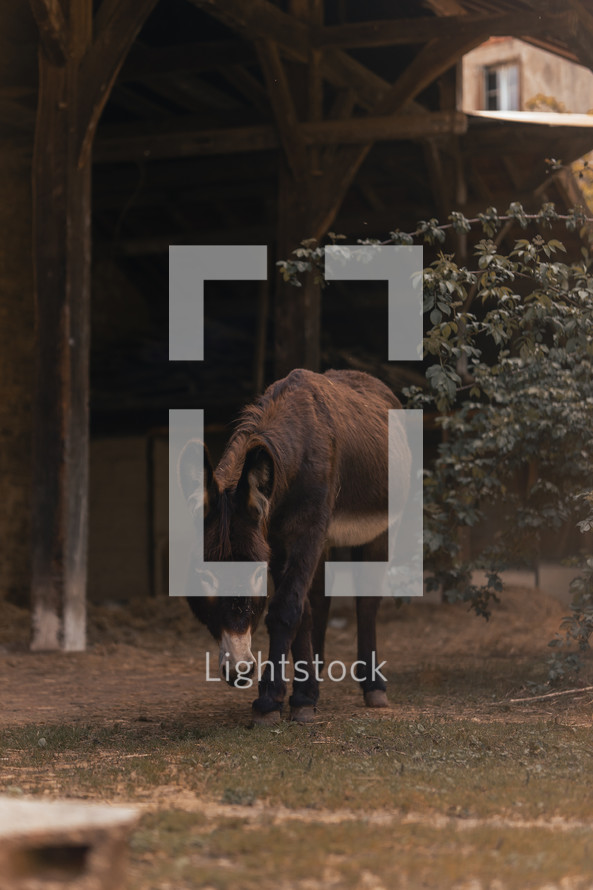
[483,62,519,110]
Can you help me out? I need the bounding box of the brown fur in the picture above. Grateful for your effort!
[180,368,411,720]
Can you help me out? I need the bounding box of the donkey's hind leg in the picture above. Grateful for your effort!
[355,531,389,708]
[310,549,331,670]
[289,555,328,723]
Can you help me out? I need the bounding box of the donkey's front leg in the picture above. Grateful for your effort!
[251,528,327,724]
[250,588,305,724]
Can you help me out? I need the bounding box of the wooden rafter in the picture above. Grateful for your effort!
[93,111,467,164]
[566,0,593,33]
[314,5,578,239]
[218,65,270,115]
[319,47,388,110]
[562,0,593,70]
[312,12,564,49]
[187,0,387,110]
[377,33,486,116]
[75,0,159,167]
[29,0,69,66]
[185,0,311,60]
[423,0,466,14]
[255,39,308,180]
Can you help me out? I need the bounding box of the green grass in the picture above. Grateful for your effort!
[2,718,593,820]
[3,717,593,888]
[127,812,593,890]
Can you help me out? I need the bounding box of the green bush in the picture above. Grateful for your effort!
[279,202,593,672]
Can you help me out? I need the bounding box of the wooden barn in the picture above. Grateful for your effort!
[2,0,593,649]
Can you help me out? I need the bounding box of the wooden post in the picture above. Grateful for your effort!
[275,161,321,377]
[29,0,158,650]
[253,278,270,395]
[273,0,324,378]
[30,0,92,651]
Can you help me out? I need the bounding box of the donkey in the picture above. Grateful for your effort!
[179,368,411,724]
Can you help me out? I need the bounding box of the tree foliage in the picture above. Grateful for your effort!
[279,202,593,677]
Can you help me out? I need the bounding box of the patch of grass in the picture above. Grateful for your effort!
[2,717,593,823]
[127,809,593,890]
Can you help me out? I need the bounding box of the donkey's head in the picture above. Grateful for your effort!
[179,440,273,683]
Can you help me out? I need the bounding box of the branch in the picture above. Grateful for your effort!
[493,685,593,704]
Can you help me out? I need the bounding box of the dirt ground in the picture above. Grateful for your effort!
[3,587,593,890]
[0,585,590,729]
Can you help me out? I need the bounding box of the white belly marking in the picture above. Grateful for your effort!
[327,512,388,547]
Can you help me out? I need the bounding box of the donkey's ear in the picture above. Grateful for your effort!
[238,445,274,522]
[178,440,217,519]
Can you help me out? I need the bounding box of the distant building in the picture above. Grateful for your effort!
[462,37,593,113]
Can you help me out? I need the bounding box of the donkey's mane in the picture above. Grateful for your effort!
[212,395,289,559]
[232,397,290,494]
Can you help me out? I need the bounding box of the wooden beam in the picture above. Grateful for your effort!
[423,139,450,223]
[319,46,388,110]
[75,0,159,167]
[272,0,325,377]
[376,35,486,115]
[306,111,467,143]
[31,0,92,652]
[566,0,593,35]
[275,159,320,375]
[309,141,372,240]
[303,0,324,174]
[186,0,311,60]
[186,0,389,110]
[31,0,157,650]
[255,39,308,180]
[312,12,565,49]
[308,14,495,245]
[423,0,466,14]
[137,72,245,115]
[563,0,593,70]
[465,123,593,158]
[93,111,467,163]
[219,65,271,115]
[29,0,69,66]
[94,121,279,163]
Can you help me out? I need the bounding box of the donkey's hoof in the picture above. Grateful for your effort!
[290,705,317,723]
[364,689,389,708]
[251,709,282,727]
